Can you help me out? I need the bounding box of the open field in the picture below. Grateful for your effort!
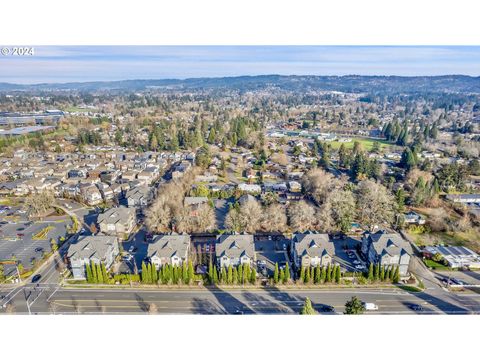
[327,137,391,151]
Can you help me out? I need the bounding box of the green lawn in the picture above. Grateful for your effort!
[423,259,450,271]
[397,285,423,293]
[327,137,391,151]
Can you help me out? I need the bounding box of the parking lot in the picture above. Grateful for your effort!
[119,228,148,273]
[0,218,72,276]
[254,235,291,278]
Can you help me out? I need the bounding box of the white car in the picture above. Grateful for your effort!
[129,245,135,252]
[355,264,366,270]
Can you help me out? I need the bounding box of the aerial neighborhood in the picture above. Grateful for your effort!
[1,75,480,314]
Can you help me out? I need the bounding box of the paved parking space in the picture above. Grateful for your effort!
[254,238,290,278]
[120,228,147,273]
[0,218,71,276]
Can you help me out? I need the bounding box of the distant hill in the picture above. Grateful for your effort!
[1,75,480,94]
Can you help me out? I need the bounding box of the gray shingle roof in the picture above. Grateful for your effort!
[97,206,135,225]
[216,234,255,259]
[67,235,117,261]
[147,234,190,259]
[367,231,411,257]
[293,233,333,258]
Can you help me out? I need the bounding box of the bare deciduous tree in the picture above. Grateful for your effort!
[288,200,316,232]
[356,180,394,230]
[261,204,288,232]
[23,191,55,218]
[302,168,343,205]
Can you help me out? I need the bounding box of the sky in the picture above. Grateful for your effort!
[1,46,480,84]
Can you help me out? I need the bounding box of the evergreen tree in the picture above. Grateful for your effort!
[238,264,244,284]
[385,266,391,282]
[326,264,332,283]
[335,265,341,284]
[250,268,257,284]
[141,262,148,283]
[208,261,214,284]
[299,267,305,283]
[300,297,317,315]
[284,263,290,283]
[233,266,238,285]
[304,266,311,283]
[151,264,158,283]
[221,267,227,284]
[213,265,218,284]
[310,266,315,282]
[96,263,104,284]
[244,264,250,284]
[85,262,93,283]
[344,296,365,315]
[390,265,396,281]
[374,263,380,281]
[273,263,279,284]
[188,260,194,285]
[182,262,188,284]
[101,262,108,283]
[380,265,385,281]
[91,261,98,283]
[368,263,374,281]
[393,266,400,283]
[314,265,321,284]
[320,266,327,283]
[227,265,233,284]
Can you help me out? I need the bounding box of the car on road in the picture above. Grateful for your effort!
[129,245,135,252]
[353,260,361,265]
[80,228,86,234]
[282,243,287,250]
[31,274,41,283]
[318,305,335,313]
[363,302,378,311]
[35,247,44,253]
[408,304,424,311]
[17,233,24,237]
[355,264,366,270]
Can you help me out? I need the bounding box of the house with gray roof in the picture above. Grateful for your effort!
[97,206,136,238]
[293,232,334,268]
[361,230,412,276]
[67,235,119,279]
[147,234,191,269]
[125,185,153,208]
[216,233,255,268]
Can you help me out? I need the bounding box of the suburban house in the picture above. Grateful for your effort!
[97,206,136,238]
[216,233,255,268]
[238,183,261,193]
[125,185,153,208]
[404,211,426,225]
[147,234,191,269]
[292,232,334,268]
[66,235,119,279]
[361,230,412,276]
[80,184,103,205]
[445,194,480,204]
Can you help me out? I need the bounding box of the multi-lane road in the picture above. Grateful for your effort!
[2,280,480,315]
